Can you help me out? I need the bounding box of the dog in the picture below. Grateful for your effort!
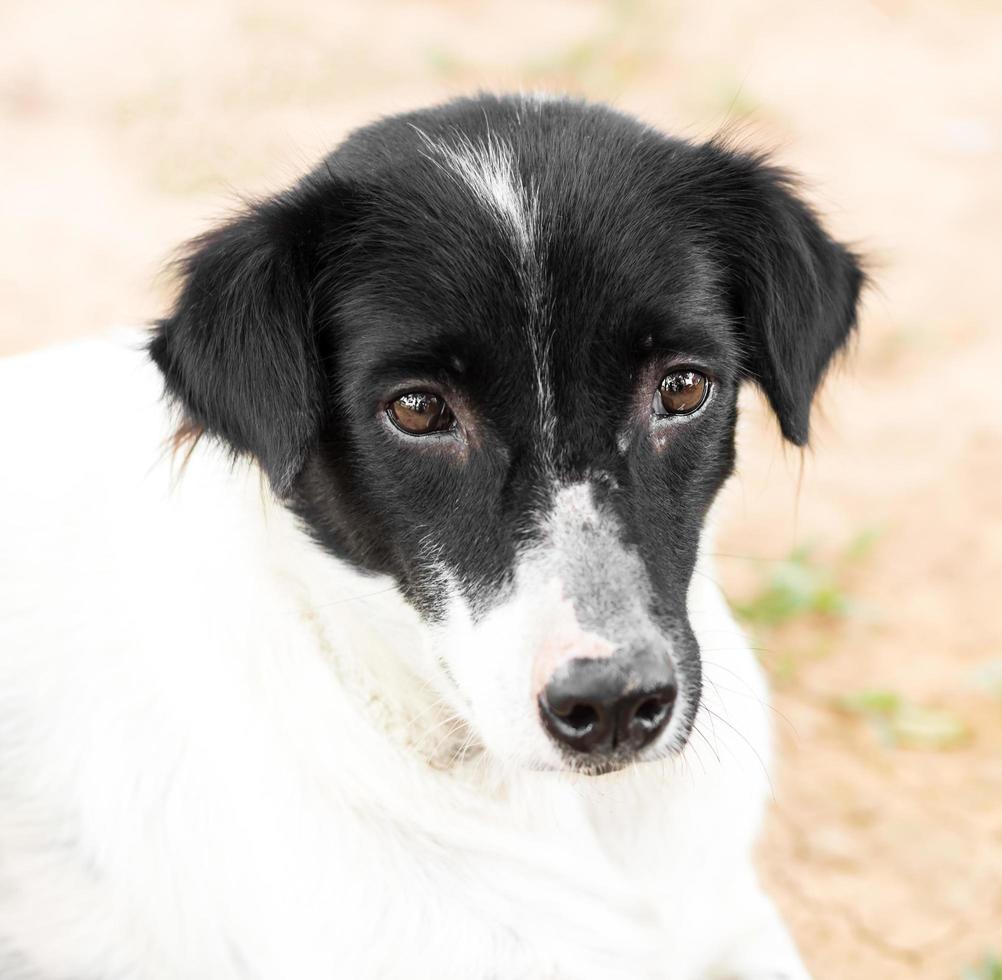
[0,94,862,979]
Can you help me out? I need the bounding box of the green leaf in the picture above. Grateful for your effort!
[734,539,862,628]
[839,690,902,717]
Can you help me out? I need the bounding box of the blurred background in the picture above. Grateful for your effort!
[2,1,1000,976]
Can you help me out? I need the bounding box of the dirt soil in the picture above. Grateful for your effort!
[2,1,1000,976]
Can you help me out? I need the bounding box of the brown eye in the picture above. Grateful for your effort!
[387,392,456,435]
[656,370,710,416]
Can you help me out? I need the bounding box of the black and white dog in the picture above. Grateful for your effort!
[0,94,862,979]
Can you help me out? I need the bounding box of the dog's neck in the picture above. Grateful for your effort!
[254,478,483,772]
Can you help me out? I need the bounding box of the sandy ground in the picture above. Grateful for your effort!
[2,1,1001,976]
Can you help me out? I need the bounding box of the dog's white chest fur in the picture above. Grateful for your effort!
[0,338,805,979]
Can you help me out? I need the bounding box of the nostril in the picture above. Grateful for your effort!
[633,696,667,727]
[622,682,676,750]
[539,690,612,752]
[560,703,600,734]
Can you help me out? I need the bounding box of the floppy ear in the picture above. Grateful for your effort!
[150,190,328,495]
[697,144,865,445]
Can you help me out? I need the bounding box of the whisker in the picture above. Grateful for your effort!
[690,720,721,766]
[701,705,776,803]
[700,673,800,738]
[313,585,400,610]
[428,717,471,762]
[683,732,709,776]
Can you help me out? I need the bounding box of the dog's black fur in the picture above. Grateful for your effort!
[150,95,863,704]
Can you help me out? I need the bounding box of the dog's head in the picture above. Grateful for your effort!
[151,95,862,775]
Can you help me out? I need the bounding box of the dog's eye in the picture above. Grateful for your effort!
[655,370,710,416]
[387,392,456,435]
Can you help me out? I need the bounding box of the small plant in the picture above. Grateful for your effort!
[734,543,851,626]
[729,530,881,682]
[963,952,1002,980]
[838,689,969,750]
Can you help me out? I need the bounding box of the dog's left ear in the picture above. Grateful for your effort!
[150,186,335,495]
[694,143,865,445]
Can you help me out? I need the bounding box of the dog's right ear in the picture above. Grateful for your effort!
[150,186,340,496]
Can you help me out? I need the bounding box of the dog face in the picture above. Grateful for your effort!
[151,95,862,774]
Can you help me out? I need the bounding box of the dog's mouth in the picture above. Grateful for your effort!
[524,732,689,777]
[552,750,665,778]
[415,681,697,778]
[414,706,696,777]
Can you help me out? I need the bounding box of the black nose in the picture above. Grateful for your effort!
[538,657,677,756]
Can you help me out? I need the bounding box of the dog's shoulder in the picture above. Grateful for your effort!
[0,333,317,756]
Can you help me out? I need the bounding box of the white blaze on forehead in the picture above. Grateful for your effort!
[414,127,537,257]
[412,123,555,466]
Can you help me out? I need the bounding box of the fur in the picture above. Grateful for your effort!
[0,94,862,979]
